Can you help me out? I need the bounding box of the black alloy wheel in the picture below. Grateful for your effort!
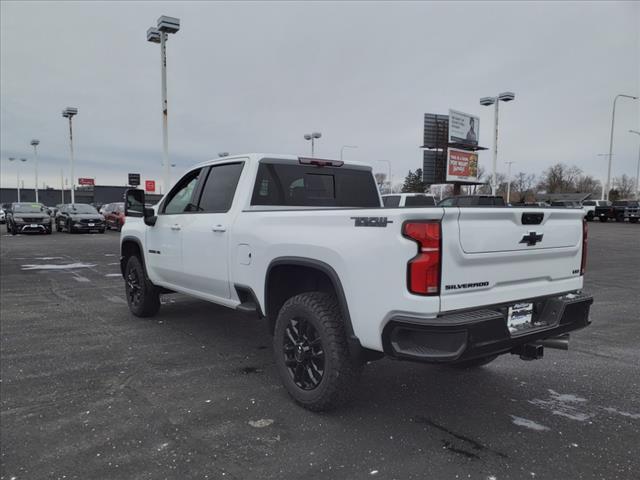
[126,266,143,308]
[283,317,325,390]
[124,256,160,317]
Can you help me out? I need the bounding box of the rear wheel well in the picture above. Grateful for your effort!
[265,264,336,334]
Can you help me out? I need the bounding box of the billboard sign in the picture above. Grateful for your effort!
[145,180,156,192]
[448,109,479,147]
[128,173,141,186]
[78,177,94,186]
[446,148,479,182]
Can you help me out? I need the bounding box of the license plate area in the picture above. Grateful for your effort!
[507,302,534,334]
[30,224,38,228]
[88,223,95,227]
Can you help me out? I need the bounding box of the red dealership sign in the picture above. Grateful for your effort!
[78,177,95,186]
[446,148,479,182]
[145,180,156,192]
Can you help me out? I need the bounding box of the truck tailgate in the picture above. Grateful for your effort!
[440,208,585,312]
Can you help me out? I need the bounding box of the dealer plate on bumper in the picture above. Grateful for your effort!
[507,302,534,334]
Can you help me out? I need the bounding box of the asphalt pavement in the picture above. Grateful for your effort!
[1,221,639,480]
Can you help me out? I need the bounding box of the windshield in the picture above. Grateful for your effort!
[13,203,47,213]
[68,204,99,214]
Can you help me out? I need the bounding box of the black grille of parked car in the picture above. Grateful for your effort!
[80,218,103,224]
[22,218,45,223]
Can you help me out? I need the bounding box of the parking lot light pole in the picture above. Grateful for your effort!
[340,145,358,161]
[62,107,78,203]
[605,94,638,200]
[505,161,515,203]
[30,139,40,203]
[480,92,515,196]
[303,132,322,157]
[630,130,640,200]
[147,16,180,195]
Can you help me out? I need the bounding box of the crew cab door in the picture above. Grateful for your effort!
[180,162,245,299]
[146,168,202,287]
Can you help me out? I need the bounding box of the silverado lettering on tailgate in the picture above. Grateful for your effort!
[445,281,489,291]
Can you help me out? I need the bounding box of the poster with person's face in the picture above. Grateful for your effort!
[449,109,479,147]
[446,148,479,182]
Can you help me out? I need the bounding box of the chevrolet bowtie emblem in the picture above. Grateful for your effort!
[520,231,544,246]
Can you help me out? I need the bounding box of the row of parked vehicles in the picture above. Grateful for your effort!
[380,194,639,223]
[1,201,126,235]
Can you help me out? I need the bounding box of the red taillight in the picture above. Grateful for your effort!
[580,218,588,275]
[403,221,441,295]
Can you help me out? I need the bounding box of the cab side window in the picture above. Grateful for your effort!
[196,163,244,213]
[163,169,202,214]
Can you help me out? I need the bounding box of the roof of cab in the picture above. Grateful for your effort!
[193,153,372,170]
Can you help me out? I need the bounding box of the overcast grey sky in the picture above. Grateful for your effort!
[1,1,639,191]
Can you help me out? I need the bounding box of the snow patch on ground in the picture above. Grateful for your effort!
[603,407,640,420]
[34,256,64,260]
[529,389,593,422]
[248,419,274,428]
[510,416,550,431]
[21,263,96,270]
[105,273,121,277]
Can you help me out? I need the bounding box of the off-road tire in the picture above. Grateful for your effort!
[124,255,160,317]
[273,292,362,411]
[449,354,498,369]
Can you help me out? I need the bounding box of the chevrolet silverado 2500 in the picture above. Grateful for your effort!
[120,154,593,411]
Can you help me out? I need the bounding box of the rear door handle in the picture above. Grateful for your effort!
[171,224,181,231]
[212,225,226,232]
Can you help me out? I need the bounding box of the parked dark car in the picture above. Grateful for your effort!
[56,203,106,233]
[624,202,640,223]
[6,202,52,235]
[103,202,125,231]
[438,195,506,207]
[610,200,639,223]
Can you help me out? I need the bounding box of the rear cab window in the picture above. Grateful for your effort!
[251,161,380,207]
[383,195,401,207]
[404,195,436,207]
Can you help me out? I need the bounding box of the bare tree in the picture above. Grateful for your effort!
[537,163,583,193]
[575,174,601,196]
[613,174,635,199]
[512,172,537,202]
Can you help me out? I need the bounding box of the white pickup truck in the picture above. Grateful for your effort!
[121,154,593,411]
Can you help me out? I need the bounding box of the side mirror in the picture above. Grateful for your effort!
[125,189,145,217]
[125,189,157,226]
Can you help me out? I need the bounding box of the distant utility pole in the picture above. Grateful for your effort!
[31,139,40,202]
[630,130,640,200]
[605,94,638,200]
[62,107,78,203]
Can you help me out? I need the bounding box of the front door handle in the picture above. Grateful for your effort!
[212,225,226,232]
[171,224,181,231]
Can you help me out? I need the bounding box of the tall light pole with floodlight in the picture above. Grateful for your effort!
[30,139,40,202]
[147,15,180,195]
[340,145,358,160]
[62,107,78,203]
[630,130,640,200]
[303,132,322,157]
[596,153,613,200]
[605,94,638,200]
[480,92,515,195]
